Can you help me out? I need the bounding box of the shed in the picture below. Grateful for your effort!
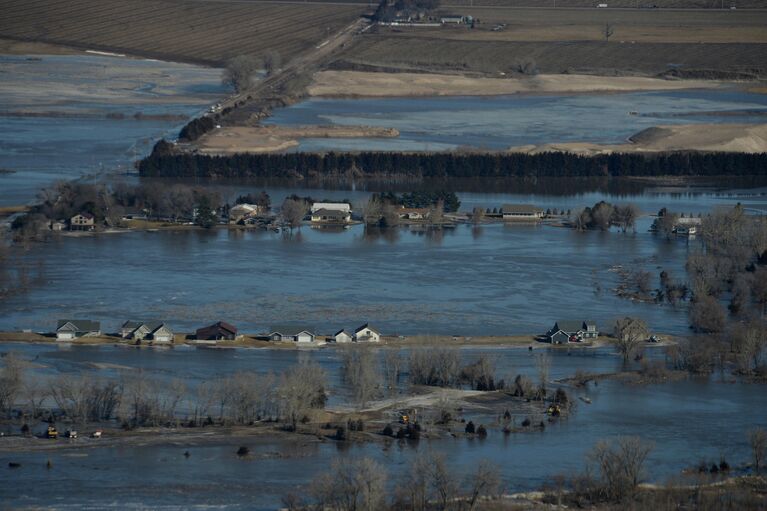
[196,321,238,341]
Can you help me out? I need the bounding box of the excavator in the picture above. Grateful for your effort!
[46,425,58,439]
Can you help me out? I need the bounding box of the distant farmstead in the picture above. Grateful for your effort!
[56,320,101,340]
[546,320,599,344]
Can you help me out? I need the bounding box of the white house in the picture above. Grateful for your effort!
[332,329,353,343]
[121,321,174,344]
[310,203,351,214]
[229,203,263,224]
[270,326,317,343]
[353,323,381,342]
[56,320,101,341]
[311,209,351,224]
[500,204,544,220]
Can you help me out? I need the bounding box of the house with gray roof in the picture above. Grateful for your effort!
[546,320,598,344]
[332,329,353,343]
[121,320,174,344]
[353,323,381,342]
[269,326,317,343]
[56,320,101,341]
[310,208,351,224]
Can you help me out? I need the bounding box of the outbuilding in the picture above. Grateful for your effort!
[196,321,238,341]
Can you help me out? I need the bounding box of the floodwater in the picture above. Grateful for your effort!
[265,89,767,152]
[0,54,225,206]
[1,342,766,509]
[2,55,767,508]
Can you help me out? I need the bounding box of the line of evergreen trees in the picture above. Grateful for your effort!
[139,141,767,180]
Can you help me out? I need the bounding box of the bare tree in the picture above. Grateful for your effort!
[613,317,649,363]
[382,349,401,394]
[589,436,653,501]
[688,294,726,334]
[471,207,485,225]
[280,198,308,233]
[409,348,461,387]
[263,50,282,76]
[655,211,678,240]
[750,428,767,473]
[278,363,327,430]
[310,457,387,511]
[0,352,24,417]
[222,55,260,93]
[429,199,445,224]
[536,352,551,396]
[466,460,502,511]
[340,347,380,407]
[429,453,458,509]
[604,22,614,42]
[612,204,639,233]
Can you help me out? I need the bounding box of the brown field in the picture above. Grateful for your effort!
[0,0,367,65]
[339,36,766,74]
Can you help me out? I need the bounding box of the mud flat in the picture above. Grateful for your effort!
[510,123,767,155]
[308,70,727,98]
[197,125,400,154]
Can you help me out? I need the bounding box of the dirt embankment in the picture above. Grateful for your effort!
[196,125,400,154]
[510,123,767,155]
[308,70,727,97]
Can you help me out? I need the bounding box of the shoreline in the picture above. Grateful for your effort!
[0,331,678,350]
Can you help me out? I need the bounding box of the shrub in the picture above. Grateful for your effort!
[465,421,476,434]
[335,426,347,441]
[554,388,569,406]
[521,418,531,427]
[396,427,407,439]
[382,424,394,436]
[477,425,487,437]
[236,446,250,456]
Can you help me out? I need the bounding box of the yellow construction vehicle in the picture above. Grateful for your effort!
[46,425,58,439]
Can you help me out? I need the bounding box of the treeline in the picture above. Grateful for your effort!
[139,143,767,180]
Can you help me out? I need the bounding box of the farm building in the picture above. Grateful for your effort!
[546,320,598,344]
[196,321,238,341]
[353,323,381,342]
[500,204,545,220]
[70,212,95,231]
[311,208,351,224]
[270,326,317,343]
[56,320,101,340]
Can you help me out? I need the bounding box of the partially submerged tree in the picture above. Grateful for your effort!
[277,363,327,430]
[589,436,653,501]
[750,428,767,474]
[280,198,309,233]
[0,353,24,418]
[310,457,387,511]
[604,23,614,42]
[613,317,649,363]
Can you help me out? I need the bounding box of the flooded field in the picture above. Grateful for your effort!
[1,343,766,509]
[265,89,767,152]
[0,54,225,206]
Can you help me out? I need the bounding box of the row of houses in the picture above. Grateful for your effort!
[56,318,597,345]
[55,319,381,344]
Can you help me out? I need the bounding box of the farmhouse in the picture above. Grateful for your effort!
[270,326,317,343]
[70,212,95,231]
[546,320,599,344]
[500,204,545,220]
[56,320,101,340]
[353,323,381,342]
[332,329,353,343]
[311,208,351,224]
[196,321,238,341]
